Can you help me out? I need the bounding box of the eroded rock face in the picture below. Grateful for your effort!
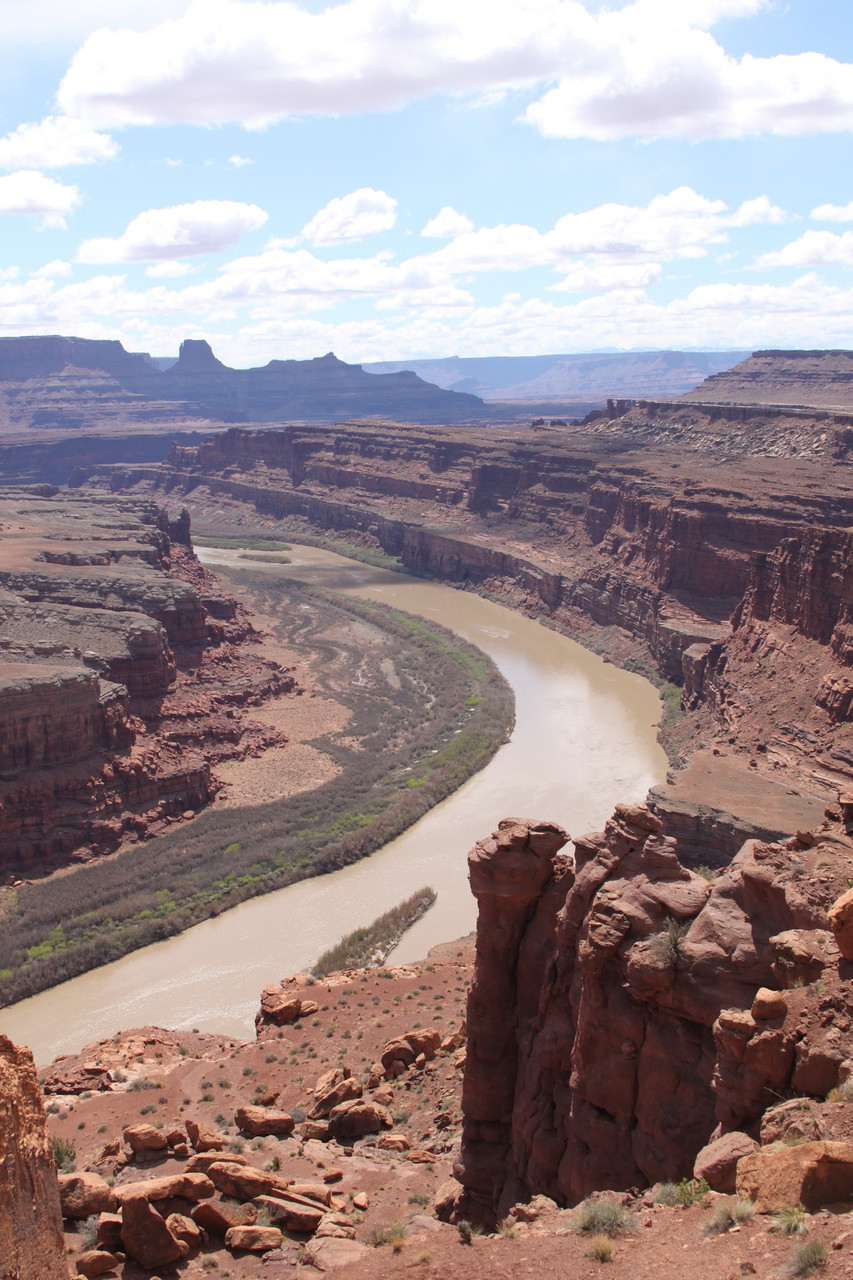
[455,807,853,1223]
[0,1034,68,1280]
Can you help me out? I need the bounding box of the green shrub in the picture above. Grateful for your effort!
[574,1200,635,1237]
[52,1135,76,1172]
[787,1239,827,1276]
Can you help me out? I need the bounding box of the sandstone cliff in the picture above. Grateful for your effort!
[455,805,853,1222]
[81,409,853,850]
[0,1034,67,1279]
[685,349,853,410]
[0,489,294,876]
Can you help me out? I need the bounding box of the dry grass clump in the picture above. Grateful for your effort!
[585,1234,614,1262]
[574,1199,635,1237]
[703,1197,755,1235]
[787,1239,827,1276]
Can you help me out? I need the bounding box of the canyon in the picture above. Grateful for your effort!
[4,345,853,1277]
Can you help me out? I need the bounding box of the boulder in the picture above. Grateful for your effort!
[225,1224,283,1252]
[254,1194,325,1233]
[58,1172,117,1219]
[378,1133,411,1152]
[191,1198,257,1236]
[315,1212,356,1239]
[205,1160,292,1200]
[301,1120,331,1141]
[751,988,788,1020]
[737,1141,853,1212]
[165,1211,203,1250]
[112,1172,214,1204]
[829,888,853,960]
[120,1192,186,1269]
[185,1118,224,1152]
[234,1104,294,1137]
[327,1098,392,1141]
[693,1132,758,1193]
[288,1183,333,1206]
[185,1151,248,1173]
[379,1038,416,1073]
[74,1250,118,1277]
[404,1028,442,1060]
[122,1123,168,1153]
[95,1213,122,1252]
[309,1068,362,1119]
[258,986,303,1025]
[303,1236,370,1270]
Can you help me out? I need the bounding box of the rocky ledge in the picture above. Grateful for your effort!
[0,488,295,877]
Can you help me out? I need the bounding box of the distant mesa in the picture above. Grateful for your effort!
[681,348,853,410]
[0,335,486,426]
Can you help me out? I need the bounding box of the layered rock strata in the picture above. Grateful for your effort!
[82,409,853,847]
[455,806,853,1222]
[0,489,294,875]
[0,1034,67,1279]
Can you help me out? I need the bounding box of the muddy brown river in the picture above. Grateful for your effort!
[2,545,667,1063]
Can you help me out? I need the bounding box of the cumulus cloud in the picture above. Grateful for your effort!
[55,0,853,142]
[303,189,398,246]
[0,171,81,228]
[32,259,74,278]
[812,202,853,222]
[755,231,853,269]
[551,262,663,291]
[422,207,475,239]
[0,117,117,170]
[229,155,254,167]
[145,260,195,277]
[77,199,268,262]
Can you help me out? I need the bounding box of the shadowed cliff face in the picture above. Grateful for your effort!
[0,1035,67,1279]
[454,807,853,1223]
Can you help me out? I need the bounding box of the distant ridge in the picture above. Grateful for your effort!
[683,349,853,410]
[0,335,486,425]
[364,350,749,401]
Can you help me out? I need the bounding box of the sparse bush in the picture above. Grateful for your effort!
[52,1136,76,1172]
[775,1205,809,1236]
[586,1234,614,1262]
[704,1197,755,1234]
[787,1239,827,1276]
[78,1215,99,1249]
[574,1200,635,1237]
[650,916,689,964]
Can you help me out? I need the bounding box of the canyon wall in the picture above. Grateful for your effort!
[0,489,294,877]
[79,412,853,843]
[0,1035,68,1279]
[455,806,853,1222]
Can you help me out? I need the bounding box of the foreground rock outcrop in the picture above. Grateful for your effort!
[0,1035,67,1279]
[455,806,853,1222]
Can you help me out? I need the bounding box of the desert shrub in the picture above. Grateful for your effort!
[650,916,689,963]
[704,1198,754,1234]
[574,1200,635,1237]
[77,1215,100,1248]
[52,1136,76,1172]
[775,1205,809,1236]
[787,1239,827,1276]
[586,1234,614,1262]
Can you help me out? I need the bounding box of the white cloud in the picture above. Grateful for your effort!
[3,1,189,47]
[55,0,853,143]
[422,207,475,239]
[77,199,268,262]
[0,171,81,229]
[811,202,853,222]
[32,259,73,278]
[551,261,662,291]
[229,155,254,167]
[755,231,853,269]
[0,117,117,170]
[0,266,20,281]
[146,260,195,277]
[303,188,398,246]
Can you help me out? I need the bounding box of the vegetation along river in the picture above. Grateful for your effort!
[2,543,667,1063]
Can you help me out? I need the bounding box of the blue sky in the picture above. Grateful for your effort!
[1,0,853,366]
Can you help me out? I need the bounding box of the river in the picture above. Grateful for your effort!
[1,544,667,1063]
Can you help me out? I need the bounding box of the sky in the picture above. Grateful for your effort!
[1,0,853,367]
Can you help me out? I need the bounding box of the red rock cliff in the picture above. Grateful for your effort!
[0,1034,68,1279]
[455,805,853,1223]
